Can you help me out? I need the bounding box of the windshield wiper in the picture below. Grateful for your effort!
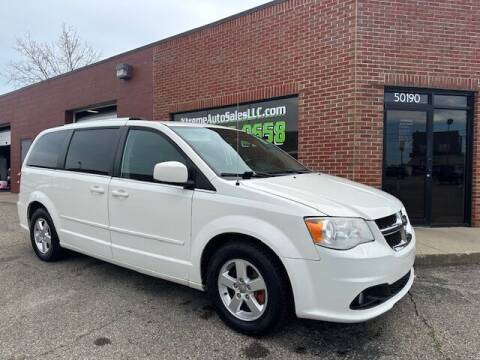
[220,171,271,179]
[268,169,312,175]
[220,170,311,178]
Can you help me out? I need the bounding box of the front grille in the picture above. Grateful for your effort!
[350,270,411,310]
[384,230,403,248]
[375,213,398,230]
[375,212,412,251]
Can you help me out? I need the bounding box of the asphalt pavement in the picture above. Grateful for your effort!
[0,199,479,360]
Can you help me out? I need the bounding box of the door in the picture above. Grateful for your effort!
[431,108,468,224]
[108,128,193,282]
[53,128,120,258]
[384,110,428,223]
[74,104,117,122]
[0,128,11,190]
[384,90,473,226]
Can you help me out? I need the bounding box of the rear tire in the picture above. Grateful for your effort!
[29,208,63,262]
[206,241,290,335]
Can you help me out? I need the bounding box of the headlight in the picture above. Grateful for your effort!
[304,217,374,250]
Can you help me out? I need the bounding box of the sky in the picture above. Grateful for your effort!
[0,0,271,95]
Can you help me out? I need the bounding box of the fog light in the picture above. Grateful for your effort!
[358,292,365,305]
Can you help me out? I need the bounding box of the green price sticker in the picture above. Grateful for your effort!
[240,120,285,145]
[274,121,285,144]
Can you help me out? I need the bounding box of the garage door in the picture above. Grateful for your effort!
[74,105,117,122]
[0,129,11,146]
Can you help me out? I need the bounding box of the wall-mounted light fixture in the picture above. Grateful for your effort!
[116,63,133,80]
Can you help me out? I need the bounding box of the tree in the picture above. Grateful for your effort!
[5,24,101,88]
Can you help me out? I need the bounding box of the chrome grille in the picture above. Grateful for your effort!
[375,212,412,250]
[375,213,398,231]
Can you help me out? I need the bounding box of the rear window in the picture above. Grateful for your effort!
[26,131,69,169]
[65,128,119,175]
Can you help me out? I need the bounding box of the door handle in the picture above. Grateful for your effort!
[90,185,105,195]
[111,189,129,199]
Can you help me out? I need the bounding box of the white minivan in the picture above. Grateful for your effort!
[18,118,415,334]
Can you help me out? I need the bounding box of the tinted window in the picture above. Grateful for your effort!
[433,95,468,108]
[65,128,119,175]
[26,131,68,168]
[121,130,186,182]
[21,139,33,164]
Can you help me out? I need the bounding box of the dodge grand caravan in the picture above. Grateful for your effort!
[18,118,415,334]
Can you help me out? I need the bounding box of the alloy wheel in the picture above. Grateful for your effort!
[217,259,268,321]
[33,218,51,255]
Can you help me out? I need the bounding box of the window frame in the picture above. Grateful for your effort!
[61,127,122,176]
[113,126,215,191]
[383,87,474,226]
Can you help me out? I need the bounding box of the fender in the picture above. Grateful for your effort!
[26,191,62,237]
[189,214,319,285]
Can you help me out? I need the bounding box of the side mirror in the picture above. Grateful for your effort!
[153,161,190,185]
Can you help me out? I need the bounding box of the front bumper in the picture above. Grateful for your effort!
[284,228,415,323]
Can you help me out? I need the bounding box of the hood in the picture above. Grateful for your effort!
[242,173,402,220]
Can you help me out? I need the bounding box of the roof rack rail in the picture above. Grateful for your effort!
[128,117,145,120]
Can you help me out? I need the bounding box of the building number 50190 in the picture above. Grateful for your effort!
[394,92,421,104]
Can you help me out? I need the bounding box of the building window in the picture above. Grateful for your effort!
[171,96,299,158]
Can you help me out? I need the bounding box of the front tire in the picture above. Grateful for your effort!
[206,241,290,335]
[29,208,63,261]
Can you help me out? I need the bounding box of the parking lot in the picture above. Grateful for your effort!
[1,198,479,360]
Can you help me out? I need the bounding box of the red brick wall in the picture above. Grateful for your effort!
[2,0,479,224]
[153,0,357,178]
[0,48,153,192]
[153,0,480,224]
[354,0,480,223]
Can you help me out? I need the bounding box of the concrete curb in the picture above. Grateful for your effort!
[415,252,480,267]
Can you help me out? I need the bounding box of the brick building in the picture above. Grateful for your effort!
[0,0,479,226]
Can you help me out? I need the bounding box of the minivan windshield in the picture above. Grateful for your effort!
[172,126,310,178]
